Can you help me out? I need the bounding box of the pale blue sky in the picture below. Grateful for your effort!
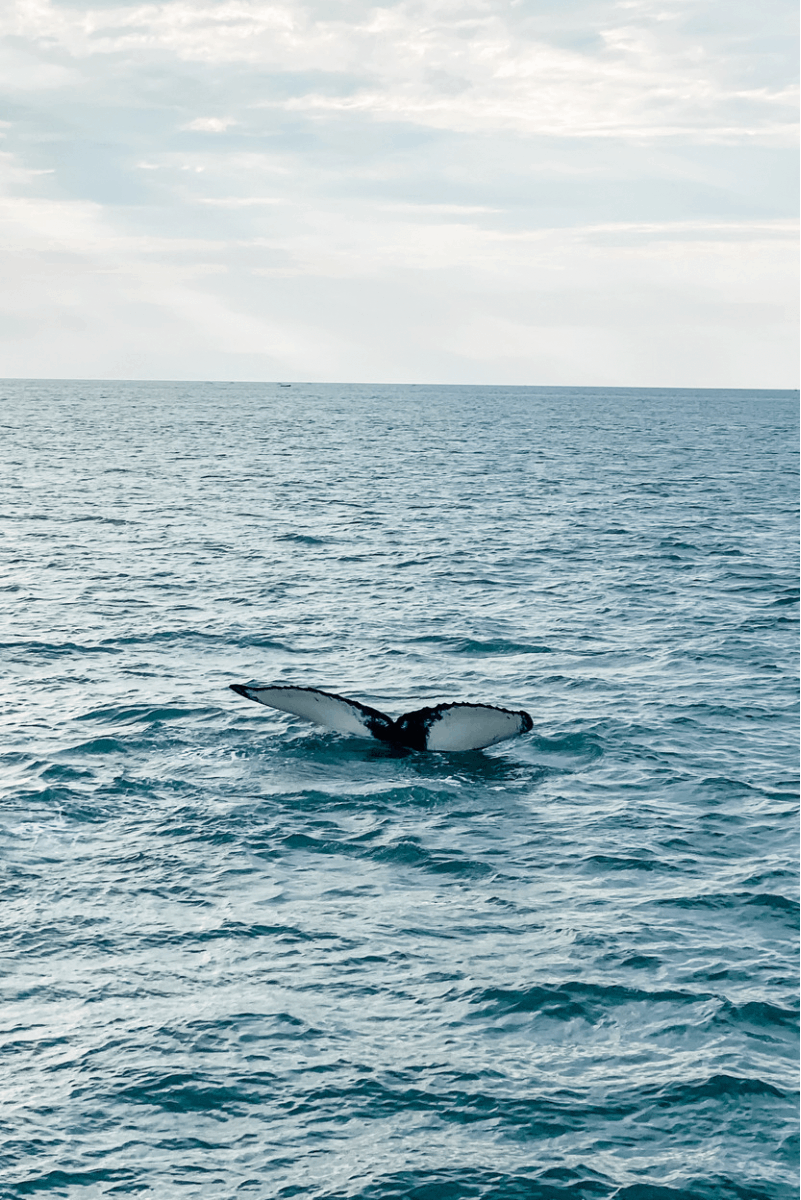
[0,0,797,384]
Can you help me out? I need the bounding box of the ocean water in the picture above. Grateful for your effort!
[0,380,798,1200]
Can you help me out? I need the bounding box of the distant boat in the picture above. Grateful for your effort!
[278,383,292,387]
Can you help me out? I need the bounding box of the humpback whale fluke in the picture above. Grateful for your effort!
[229,684,533,752]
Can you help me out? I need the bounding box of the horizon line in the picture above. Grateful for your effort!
[1,378,798,394]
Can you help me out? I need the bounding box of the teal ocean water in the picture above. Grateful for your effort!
[1,381,798,1199]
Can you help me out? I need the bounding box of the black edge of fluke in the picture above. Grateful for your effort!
[229,683,250,698]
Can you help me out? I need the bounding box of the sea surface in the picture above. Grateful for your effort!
[0,381,798,1200]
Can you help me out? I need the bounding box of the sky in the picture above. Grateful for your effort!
[0,0,797,385]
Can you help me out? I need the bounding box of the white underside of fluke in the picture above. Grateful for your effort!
[233,685,381,737]
[422,704,529,751]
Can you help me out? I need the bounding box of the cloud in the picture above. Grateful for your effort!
[0,0,797,383]
[184,117,238,132]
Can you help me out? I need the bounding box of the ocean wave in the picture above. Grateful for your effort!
[466,980,714,1024]
[0,639,121,657]
[75,705,214,725]
[654,892,799,921]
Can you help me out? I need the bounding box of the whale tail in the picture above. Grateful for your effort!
[230,684,532,752]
